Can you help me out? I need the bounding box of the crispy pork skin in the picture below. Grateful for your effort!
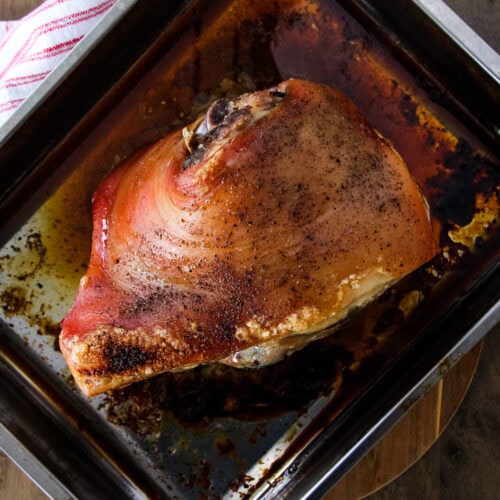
[60,79,437,396]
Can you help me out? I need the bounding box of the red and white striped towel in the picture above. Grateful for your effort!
[0,0,116,127]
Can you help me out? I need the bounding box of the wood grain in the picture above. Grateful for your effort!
[0,0,43,19]
[0,452,46,500]
[368,325,500,500]
[325,342,483,499]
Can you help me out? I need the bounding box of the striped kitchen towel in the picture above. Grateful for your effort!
[0,0,116,127]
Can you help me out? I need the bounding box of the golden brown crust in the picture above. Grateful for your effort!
[60,79,438,396]
[63,268,395,396]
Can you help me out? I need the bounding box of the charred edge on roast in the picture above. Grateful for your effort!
[206,97,232,128]
[103,343,156,373]
[181,89,287,170]
[268,89,287,100]
[182,105,252,170]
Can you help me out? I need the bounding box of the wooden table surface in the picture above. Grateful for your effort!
[0,1,498,499]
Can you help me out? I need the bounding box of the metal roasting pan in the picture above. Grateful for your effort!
[0,0,498,498]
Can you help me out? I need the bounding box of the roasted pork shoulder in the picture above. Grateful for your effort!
[60,79,437,396]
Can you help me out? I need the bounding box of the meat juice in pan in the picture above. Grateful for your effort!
[0,0,498,495]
